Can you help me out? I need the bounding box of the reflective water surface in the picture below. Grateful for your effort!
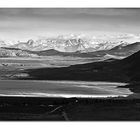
[0,80,133,98]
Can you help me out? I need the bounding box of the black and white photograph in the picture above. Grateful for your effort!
[0,7,140,121]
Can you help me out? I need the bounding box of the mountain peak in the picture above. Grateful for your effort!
[27,39,34,45]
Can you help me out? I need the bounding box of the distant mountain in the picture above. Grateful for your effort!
[35,49,63,56]
[11,39,34,50]
[27,49,72,56]
[107,42,140,56]
[0,36,139,57]
[84,42,140,58]
[31,42,140,58]
[64,38,88,52]
[2,40,139,59]
[3,38,130,53]
[28,49,112,58]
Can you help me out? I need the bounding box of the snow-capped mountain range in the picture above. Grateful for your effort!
[0,33,139,57]
[0,34,137,52]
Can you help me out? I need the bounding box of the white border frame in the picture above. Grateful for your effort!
[0,0,140,140]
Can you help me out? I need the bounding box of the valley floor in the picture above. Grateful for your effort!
[0,56,139,121]
[0,56,97,79]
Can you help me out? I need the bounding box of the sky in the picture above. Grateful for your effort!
[0,8,140,41]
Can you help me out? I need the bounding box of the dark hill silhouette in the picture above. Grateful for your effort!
[22,50,140,83]
[120,50,140,82]
[30,49,67,56]
[1,47,21,51]
[27,49,105,57]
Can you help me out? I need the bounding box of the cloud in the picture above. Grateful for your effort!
[0,8,139,40]
[0,8,140,17]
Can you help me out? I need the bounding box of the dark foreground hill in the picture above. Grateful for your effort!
[24,60,127,82]
[22,50,140,83]
[120,50,140,82]
[24,60,123,82]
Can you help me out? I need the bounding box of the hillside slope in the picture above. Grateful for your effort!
[22,50,140,83]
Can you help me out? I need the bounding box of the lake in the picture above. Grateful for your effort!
[0,80,133,98]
